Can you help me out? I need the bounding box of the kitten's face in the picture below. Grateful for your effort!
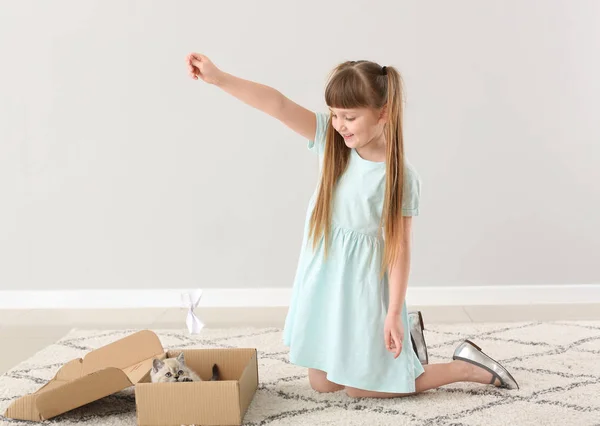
[150,352,201,383]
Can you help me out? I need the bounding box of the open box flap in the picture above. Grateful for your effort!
[82,329,164,376]
[36,367,134,420]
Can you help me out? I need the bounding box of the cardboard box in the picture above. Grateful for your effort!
[4,330,259,425]
[136,348,258,426]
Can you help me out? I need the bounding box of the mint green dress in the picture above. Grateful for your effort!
[283,112,425,393]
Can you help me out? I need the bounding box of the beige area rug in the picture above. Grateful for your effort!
[1,322,600,425]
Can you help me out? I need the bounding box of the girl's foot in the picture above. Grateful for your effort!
[452,340,519,389]
[455,359,502,386]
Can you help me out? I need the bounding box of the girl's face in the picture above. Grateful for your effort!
[329,107,386,149]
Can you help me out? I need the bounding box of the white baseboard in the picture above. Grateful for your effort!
[0,285,599,309]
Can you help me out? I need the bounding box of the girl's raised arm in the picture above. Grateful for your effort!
[188,53,317,141]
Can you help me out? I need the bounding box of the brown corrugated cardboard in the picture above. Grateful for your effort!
[4,330,259,425]
[4,329,165,421]
[135,348,259,426]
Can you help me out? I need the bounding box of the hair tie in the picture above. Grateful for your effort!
[382,66,387,75]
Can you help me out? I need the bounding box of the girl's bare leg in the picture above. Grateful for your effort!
[344,360,501,398]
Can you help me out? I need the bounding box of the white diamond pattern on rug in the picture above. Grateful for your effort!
[242,387,327,424]
[492,322,600,347]
[498,365,586,399]
[512,348,600,377]
[262,376,352,404]
[259,357,305,385]
[348,389,506,423]
[0,321,599,425]
[457,399,599,426]
[540,381,600,410]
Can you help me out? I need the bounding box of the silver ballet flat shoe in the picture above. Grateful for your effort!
[453,339,520,390]
[408,310,429,365]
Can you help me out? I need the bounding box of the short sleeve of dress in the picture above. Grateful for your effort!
[307,112,329,155]
[402,163,422,216]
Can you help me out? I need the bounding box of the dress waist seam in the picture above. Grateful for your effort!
[330,220,382,239]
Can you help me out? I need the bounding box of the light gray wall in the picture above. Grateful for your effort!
[1,0,598,292]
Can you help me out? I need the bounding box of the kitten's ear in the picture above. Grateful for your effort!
[152,358,164,372]
[176,352,185,364]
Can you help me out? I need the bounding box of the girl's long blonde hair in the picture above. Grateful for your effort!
[308,60,406,279]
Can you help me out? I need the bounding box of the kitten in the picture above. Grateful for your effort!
[150,352,220,383]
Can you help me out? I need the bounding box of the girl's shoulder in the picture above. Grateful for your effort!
[403,159,420,179]
[307,112,329,155]
[402,159,421,216]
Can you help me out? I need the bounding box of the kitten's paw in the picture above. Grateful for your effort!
[181,378,193,382]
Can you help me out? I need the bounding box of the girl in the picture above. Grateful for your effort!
[186,54,519,398]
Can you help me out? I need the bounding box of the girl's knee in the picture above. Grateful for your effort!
[310,380,344,393]
[308,369,344,393]
[345,387,364,398]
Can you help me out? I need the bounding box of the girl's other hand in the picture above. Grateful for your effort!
[384,312,404,359]
[186,53,224,85]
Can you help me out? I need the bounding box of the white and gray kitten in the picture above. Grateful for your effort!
[150,352,219,383]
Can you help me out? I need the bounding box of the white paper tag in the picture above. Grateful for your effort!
[181,290,205,334]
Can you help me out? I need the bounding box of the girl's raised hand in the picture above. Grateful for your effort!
[186,53,224,85]
[384,312,404,359]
